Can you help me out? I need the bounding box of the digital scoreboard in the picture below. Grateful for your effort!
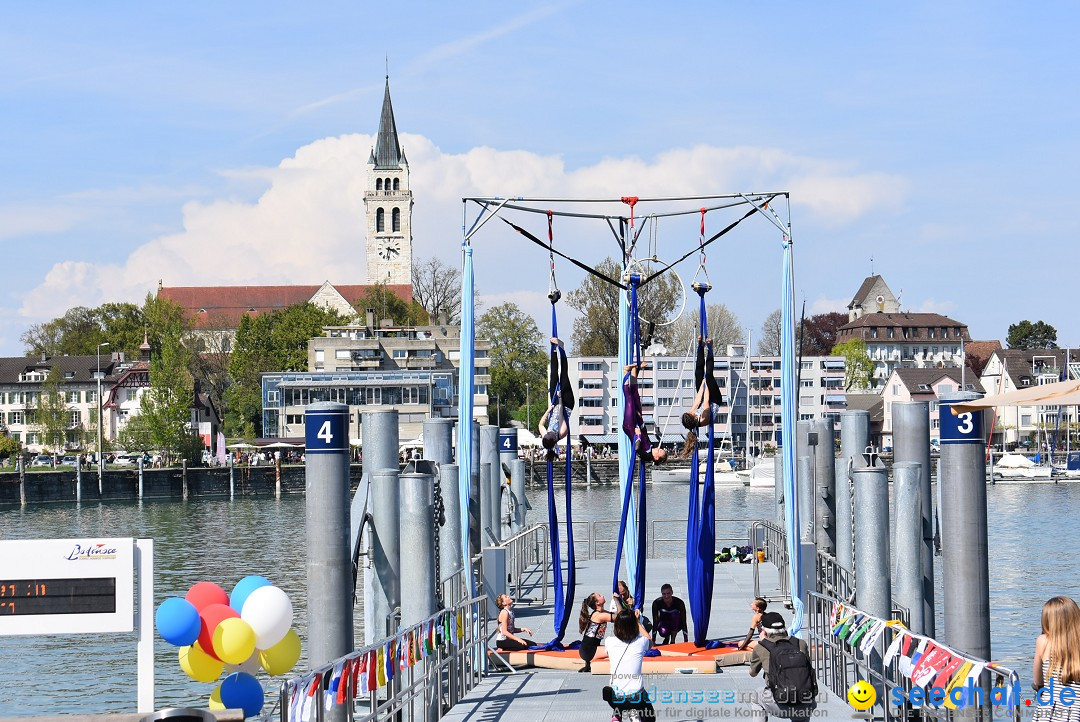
[0,538,133,635]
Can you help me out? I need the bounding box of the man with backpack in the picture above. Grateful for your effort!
[748,612,818,719]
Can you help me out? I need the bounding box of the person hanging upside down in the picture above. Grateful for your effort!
[539,337,575,462]
[681,337,723,458]
[622,362,668,465]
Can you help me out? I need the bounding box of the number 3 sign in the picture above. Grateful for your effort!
[938,399,984,445]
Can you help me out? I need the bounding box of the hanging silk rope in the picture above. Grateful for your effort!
[780,232,804,635]
[686,210,717,646]
[540,213,576,645]
[613,273,648,610]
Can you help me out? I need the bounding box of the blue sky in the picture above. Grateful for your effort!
[3,1,1078,356]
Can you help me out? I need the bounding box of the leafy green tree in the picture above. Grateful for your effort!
[36,366,70,453]
[477,302,547,427]
[832,339,876,390]
[1006,320,1058,350]
[355,283,428,326]
[567,257,681,356]
[20,302,146,358]
[136,323,196,463]
[0,435,19,460]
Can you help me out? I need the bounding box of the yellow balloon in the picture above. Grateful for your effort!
[179,643,224,683]
[209,685,225,711]
[213,617,257,665]
[258,628,301,676]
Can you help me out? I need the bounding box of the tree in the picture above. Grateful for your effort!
[799,312,849,356]
[20,302,145,358]
[757,309,782,356]
[135,314,196,463]
[0,435,19,461]
[412,256,463,324]
[355,284,428,327]
[832,339,875,391]
[477,302,547,427]
[566,258,681,356]
[668,303,745,355]
[36,366,70,453]
[1007,320,1058,350]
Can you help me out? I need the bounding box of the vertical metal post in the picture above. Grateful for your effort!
[852,465,891,619]
[137,456,144,499]
[370,468,401,641]
[439,463,463,583]
[75,454,82,503]
[423,418,454,463]
[228,454,234,499]
[18,455,25,507]
[400,471,437,722]
[939,393,991,661]
[797,456,814,543]
[181,459,188,500]
[510,459,526,534]
[304,402,354,668]
[361,409,399,644]
[498,428,517,539]
[891,401,935,636]
[469,422,481,561]
[135,538,155,713]
[774,454,784,526]
[893,462,924,635]
[836,410,869,574]
[812,420,835,555]
[480,425,499,543]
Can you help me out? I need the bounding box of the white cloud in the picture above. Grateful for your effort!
[0,204,86,240]
[915,298,958,316]
[15,134,906,333]
[807,296,849,316]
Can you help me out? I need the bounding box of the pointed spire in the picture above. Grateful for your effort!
[371,77,406,169]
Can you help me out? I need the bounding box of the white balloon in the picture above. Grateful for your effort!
[225,650,262,675]
[241,585,293,649]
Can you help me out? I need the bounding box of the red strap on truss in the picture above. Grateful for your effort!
[621,196,639,228]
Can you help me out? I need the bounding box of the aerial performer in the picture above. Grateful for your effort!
[680,336,722,457]
[622,362,668,466]
[539,336,574,462]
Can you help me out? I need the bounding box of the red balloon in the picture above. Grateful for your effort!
[186,582,229,612]
[198,603,239,661]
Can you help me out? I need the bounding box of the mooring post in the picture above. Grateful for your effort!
[479,425,500,544]
[939,393,991,661]
[136,456,143,500]
[774,454,784,526]
[510,458,526,534]
[813,419,836,556]
[893,461,923,634]
[892,401,935,636]
[852,465,891,619]
[400,470,438,722]
[836,410,870,574]
[797,456,814,543]
[469,422,481,563]
[361,409,399,645]
[304,402,354,669]
[181,459,188,500]
[423,418,454,464]
[228,454,234,499]
[498,428,517,539]
[439,463,463,592]
[75,454,82,503]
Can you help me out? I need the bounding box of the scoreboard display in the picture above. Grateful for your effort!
[0,539,133,635]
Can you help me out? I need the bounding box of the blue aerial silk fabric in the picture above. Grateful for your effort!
[457,245,475,594]
[780,238,804,635]
[687,289,716,646]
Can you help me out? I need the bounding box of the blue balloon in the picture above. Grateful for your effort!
[155,597,200,646]
[220,671,264,718]
[230,575,272,614]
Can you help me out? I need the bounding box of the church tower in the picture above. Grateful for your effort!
[364,78,413,286]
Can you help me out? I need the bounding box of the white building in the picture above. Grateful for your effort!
[979,348,1080,450]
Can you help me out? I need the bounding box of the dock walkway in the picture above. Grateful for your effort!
[444,557,855,720]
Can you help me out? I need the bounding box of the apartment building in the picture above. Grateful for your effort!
[261,322,491,441]
[565,345,846,456]
[978,348,1080,449]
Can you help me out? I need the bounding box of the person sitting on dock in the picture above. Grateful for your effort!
[680,337,723,458]
[539,337,575,462]
[748,612,817,720]
[494,594,533,652]
[609,579,635,614]
[603,609,657,720]
[737,597,768,651]
[650,584,688,645]
[579,592,617,673]
[622,362,668,466]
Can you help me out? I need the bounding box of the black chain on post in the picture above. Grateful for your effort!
[433,468,444,608]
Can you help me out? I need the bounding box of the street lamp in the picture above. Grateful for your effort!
[96,342,109,476]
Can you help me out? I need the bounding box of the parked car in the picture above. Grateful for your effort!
[31,454,54,467]
[112,454,137,466]
[61,456,78,466]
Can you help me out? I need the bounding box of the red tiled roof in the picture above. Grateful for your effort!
[159,284,413,327]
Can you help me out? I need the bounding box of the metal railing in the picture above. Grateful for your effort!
[537,517,765,560]
[808,591,1021,721]
[816,550,854,603]
[751,519,789,601]
[492,523,549,605]
[279,593,489,722]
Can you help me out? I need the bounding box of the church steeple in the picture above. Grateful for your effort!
[370,77,406,170]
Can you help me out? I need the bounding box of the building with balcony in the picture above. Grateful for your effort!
[564,345,846,457]
[260,322,491,441]
[978,348,1080,450]
[836,311,971,389]
[879,367,984,449]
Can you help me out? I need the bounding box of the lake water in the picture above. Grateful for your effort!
[0,481,1072,715]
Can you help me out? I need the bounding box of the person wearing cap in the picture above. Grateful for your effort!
[748,612,817,720]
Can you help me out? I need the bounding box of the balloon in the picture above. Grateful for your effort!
[208,685,225,711]
[213,617,257,665]
[155,597,200,646]
[241,586,293,649]
[198,603,239,661]
[179,643,224,683]
[230,575,272,614]
[258,629,301,676]
[186,581,229,613]
[225,651,262,676]
[219,671,265,718]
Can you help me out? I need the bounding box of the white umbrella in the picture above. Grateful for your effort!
[263,441,300,449]
[227,442,256,450]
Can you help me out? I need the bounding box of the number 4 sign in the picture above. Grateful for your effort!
[305,405,349,453]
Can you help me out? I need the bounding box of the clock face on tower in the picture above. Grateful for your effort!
[379,239,401,260]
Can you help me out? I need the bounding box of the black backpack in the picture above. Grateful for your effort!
[760,638,818,704]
